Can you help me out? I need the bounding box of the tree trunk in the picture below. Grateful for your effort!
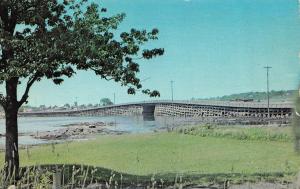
[4,78,19,179]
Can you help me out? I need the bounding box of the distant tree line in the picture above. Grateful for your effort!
[192,90,297,102]
[14,97,114,112]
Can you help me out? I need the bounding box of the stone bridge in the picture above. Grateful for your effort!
[20,100,294,119]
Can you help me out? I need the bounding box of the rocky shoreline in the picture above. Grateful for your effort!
[0,116,291,148]
[30,122,128,141]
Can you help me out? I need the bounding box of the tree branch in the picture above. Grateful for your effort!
[0,93,6,109]
[18,74,38,107]
[90,67,114,81]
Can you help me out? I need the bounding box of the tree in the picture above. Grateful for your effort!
[0,0,164,177]
[63,103,71,109]
[39,104,46,109]
[100,98,113,106]
[294,89,300,151]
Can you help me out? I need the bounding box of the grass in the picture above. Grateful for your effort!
[175,125,293,142]
[4,128,298,177]
[0,126,299,187]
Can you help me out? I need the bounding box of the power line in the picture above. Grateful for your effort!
[141,77,151,82]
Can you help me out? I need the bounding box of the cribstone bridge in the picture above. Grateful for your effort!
[20,100,293,119]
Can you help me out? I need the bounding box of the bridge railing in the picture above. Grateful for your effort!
[138,100,294,108]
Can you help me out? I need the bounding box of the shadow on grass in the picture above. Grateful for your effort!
[18,164,295,188]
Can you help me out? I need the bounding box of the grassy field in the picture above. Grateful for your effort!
[3,126,299,179]
[175,125,293,142]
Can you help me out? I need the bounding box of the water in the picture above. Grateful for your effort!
[0,116,161,133]
[0,115,192,145]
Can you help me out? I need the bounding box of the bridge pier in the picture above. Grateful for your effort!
[141,104,156,121]
[142,104,155,116]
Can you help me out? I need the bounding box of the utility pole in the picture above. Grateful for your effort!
[170,80,174,101]
[264,66,272,118]
[113,93,116,104]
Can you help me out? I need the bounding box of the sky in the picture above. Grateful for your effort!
[16,0,300,106]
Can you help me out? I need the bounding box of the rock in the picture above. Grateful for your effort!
[7,185,16,189]
[96,121,105,125]
[31,121,127,141]
[85,183,104,189]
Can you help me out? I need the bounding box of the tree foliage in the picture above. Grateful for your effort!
[208,90,296,101]
[0,0,164,109]
[100,97,113,106]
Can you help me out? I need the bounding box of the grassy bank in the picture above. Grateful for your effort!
[3,128,298,177]
[175,125,293,142]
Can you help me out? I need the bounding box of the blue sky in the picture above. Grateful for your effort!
[19,0,300,106]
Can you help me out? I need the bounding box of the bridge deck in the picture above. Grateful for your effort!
[20,100,293,115]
